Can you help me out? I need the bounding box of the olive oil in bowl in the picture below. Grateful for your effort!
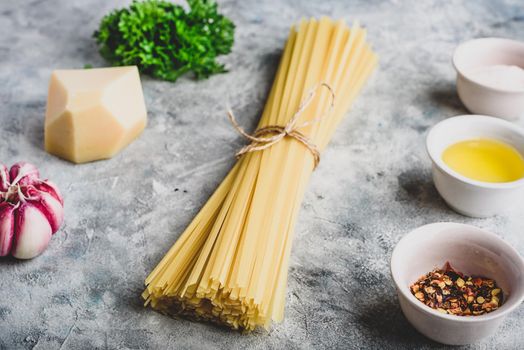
[442,138,524,183]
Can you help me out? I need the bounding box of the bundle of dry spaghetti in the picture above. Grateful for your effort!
[143,17,377,331]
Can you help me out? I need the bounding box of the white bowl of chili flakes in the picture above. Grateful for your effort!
[391,222,524,345]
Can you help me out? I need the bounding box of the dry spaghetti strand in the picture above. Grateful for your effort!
[143,17,378,331]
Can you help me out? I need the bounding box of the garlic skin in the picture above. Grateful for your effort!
[0,162,64,259]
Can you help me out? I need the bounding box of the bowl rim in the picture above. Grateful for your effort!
[452,37,524,94]
[391,222,524,323]
[426,115,524,189]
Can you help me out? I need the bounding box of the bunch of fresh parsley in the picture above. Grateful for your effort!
[94,0,235,82]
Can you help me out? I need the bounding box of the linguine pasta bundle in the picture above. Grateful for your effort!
[143,17,377,331]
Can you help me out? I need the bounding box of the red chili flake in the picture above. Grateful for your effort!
[409,262,504,316]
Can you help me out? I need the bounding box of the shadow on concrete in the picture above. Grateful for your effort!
[11,100,47,153]
[427,83,468,115]
[395,167,455,216]
[0,255,29,265]
[356,298,449,349]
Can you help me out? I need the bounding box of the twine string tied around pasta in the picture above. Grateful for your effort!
[227,82,335,169]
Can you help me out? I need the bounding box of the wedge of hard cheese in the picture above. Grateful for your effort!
[45,66,147,163]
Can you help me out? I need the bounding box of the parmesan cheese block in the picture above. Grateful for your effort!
[45,66,147,163]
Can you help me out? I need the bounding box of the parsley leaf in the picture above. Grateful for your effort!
[94,0,235,82]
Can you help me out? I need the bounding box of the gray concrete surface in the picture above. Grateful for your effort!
[1,0,523,349]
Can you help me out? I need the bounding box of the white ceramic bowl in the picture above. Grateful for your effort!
[426,115,524,218]
[453,38,524,120]
[391,222,524,345]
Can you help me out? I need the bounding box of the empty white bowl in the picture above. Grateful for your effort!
[453,38,524,120]
[426,115,524,217]
[391,222,524,345]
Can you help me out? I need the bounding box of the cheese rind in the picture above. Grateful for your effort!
[45,66,147,163]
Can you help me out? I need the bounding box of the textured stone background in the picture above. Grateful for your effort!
[1,0,523,349]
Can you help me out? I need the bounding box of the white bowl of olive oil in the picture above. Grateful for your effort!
[426,115,524,217]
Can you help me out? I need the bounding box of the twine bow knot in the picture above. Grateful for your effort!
[227,83,335,169]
